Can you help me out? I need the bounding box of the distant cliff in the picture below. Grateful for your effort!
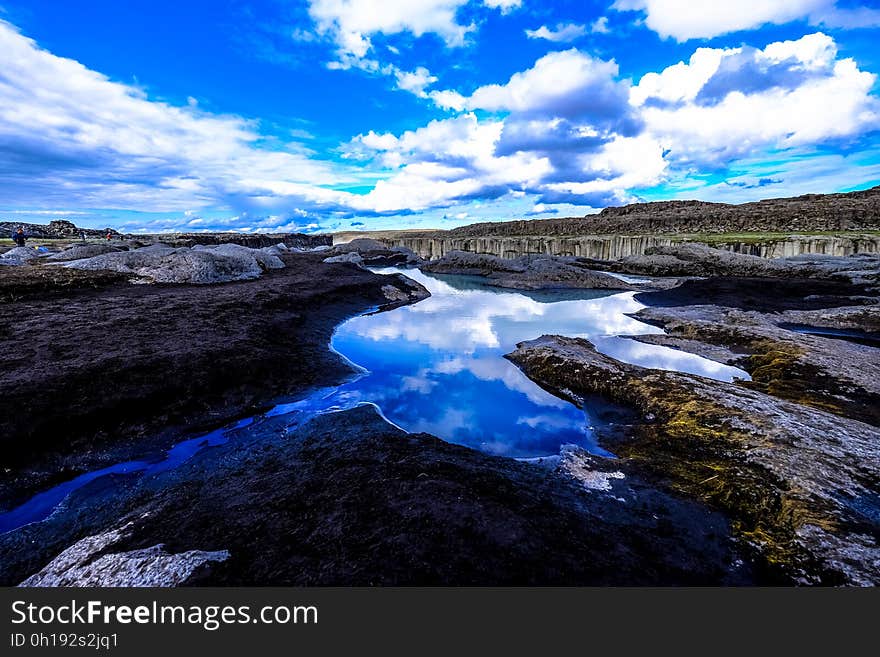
[142,232,331,249]
[379,234,880,261]
[334,186,880,261]
[434,186,880,238]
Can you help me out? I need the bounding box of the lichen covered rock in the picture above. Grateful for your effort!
[507,335,880,585]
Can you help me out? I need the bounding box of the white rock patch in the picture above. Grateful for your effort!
[19,523,229,587]
[558,444,625,492]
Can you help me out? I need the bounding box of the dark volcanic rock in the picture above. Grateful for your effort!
[0,252,427,507]
[325,239,424,267]
[2,406,754,586]
[421,250,635,290]
[635,277,878,312]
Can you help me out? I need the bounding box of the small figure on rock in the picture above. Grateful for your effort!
[12,227,26,247]
[106,231,113,241]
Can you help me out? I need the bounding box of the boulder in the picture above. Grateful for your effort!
[326,238,422,267]
[19,523,228,587]
[62,244,281,284]
[331,237,389,253]
[323,252,364,265]
[194,243,285,270]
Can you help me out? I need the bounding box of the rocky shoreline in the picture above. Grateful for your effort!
[501,252,880,584]
[0,247,428,509]
[1,236,878,586]
[507,333,879,585]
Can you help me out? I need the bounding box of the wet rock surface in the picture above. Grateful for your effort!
[1,405,754,586]
[634,276,878,311]
[421,250,635,290]
[507,336,880,585]
[629,303,880,426]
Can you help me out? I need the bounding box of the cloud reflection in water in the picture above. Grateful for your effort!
[323,268,748,458]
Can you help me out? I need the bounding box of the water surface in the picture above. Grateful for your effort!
[275,268,748,458]
[0,267,748,533]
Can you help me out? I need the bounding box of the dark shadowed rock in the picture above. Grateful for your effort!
[1,405,755,586]
[327,238,424,267]
[0,252,428,506]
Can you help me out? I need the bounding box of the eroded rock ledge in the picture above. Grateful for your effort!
[506,336,880,585]
[629,304,880,427]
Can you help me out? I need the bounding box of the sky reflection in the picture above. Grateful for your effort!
[320,268,748,458]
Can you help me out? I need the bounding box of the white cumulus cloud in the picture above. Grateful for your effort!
[632,33,880,165]
[613,0,880,41]
[308,0,520,59]
[2,18,879,224]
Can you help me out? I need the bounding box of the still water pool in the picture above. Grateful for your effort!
[0,267,748,533]
[271,268,748,458]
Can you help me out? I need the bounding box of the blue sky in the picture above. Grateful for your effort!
[1,0,879,234]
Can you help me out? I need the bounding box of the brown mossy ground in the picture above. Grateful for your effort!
[613,382,837,582]
[0,261,128,303]
[510,347,848,583]
[615,390,844,582]
[738,339,878,425]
